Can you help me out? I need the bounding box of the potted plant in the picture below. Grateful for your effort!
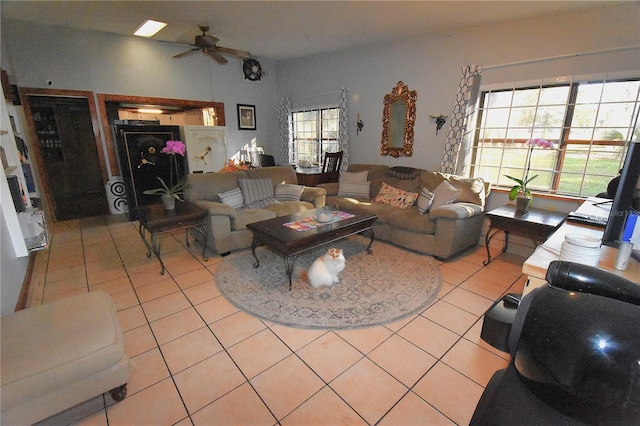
[143,176,188,210]
[142,140,187,210]
[505,137,554,213]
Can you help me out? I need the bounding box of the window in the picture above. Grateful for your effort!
[469,77,640,197]
[290,107,340,165]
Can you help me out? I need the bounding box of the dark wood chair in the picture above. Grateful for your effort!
[321,151,343,183]
[258,154,276,167]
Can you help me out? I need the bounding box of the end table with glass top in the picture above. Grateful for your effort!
[484,204,567,265]
[135,200,209,274]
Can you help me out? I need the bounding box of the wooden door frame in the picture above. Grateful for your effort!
[20,88,107,222]
[96,94,225,177]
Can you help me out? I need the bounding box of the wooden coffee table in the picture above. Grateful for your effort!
[135,200,209,274]
[247,209,377,289]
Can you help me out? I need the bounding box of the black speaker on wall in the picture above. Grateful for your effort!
[7,175,25,213]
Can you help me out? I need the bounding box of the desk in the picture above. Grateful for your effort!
[295,166,324,187]
[135,201,209,274]
[484,205,567,265]
[522,197,639,296]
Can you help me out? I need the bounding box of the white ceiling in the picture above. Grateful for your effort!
[1,1,617,61]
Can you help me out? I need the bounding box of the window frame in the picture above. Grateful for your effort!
[290,106,340,166]
[467,76,640,198]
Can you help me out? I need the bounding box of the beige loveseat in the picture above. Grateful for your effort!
[318,164,490,260]
[184,166,326,255]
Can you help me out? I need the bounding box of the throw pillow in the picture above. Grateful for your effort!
[372,182,419,209]
[447,176,486,207]
[387,166,421,180]
[218,187,244,209]
[239,178,274,205]
[340,171,368,182]
[274,183,304,202]
[416,187,435,214]
[431,180,462,210]
[338,179,371,199]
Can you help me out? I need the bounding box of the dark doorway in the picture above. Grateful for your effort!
[26,96,108,221]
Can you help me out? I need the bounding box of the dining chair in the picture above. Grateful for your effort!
[258,154,276,167]
[321,151,343,183]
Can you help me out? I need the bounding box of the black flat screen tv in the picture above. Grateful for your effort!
[602,135,640,254]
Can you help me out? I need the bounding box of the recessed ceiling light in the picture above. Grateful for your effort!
[134,19,167,38]
[137,108,164,114]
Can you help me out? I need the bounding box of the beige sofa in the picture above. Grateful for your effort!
[184,166,326,255]
[318,164,490,260]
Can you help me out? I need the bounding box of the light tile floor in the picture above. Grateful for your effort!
[31,215,526,425]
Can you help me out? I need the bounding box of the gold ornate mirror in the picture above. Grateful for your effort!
[381,81,417,157]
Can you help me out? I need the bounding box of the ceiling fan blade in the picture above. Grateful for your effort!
[172,48,199,58]
[216,46,252,59]
[207,50,228,64]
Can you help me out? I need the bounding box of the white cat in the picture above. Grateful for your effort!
[302,248,346,288]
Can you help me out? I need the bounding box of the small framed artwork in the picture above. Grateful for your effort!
[237,104,256,130]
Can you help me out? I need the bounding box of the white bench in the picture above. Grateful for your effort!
[1,291,130,424]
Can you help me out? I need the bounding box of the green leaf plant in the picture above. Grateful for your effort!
[143,176,189,200]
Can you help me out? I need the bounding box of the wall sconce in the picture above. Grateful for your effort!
[355,113,364,135]
[430,115,448,135]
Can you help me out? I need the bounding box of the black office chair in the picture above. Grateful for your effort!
[258,154,276,167]
[321,151,343,183]
[471,261,640,425]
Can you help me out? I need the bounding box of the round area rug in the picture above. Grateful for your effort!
[215,236,441,329]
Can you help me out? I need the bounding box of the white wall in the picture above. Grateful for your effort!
[275,3,640,171]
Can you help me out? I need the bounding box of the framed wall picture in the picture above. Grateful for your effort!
[237,104,256,130]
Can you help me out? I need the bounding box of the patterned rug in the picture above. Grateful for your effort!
[215,236,441,329]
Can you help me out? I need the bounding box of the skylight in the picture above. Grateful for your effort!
[133,19,167,38]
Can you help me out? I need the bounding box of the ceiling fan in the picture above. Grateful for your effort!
[173,25,252,64]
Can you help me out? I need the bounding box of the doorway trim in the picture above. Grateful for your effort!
[96,94,225,177]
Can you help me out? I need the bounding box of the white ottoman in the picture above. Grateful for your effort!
[1,291,130,425]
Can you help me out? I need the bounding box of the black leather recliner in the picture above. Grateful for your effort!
[471,261,640,425]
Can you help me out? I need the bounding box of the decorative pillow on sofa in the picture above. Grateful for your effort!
[340,171,368,182]
[373,182,419,209]
[431,180,462,210]
[338,179,371,199]
[274,183,304,202]
[218,187,244,209]
[416,187,435,214]
[388,166,421,180]
[239,178,274,205]
[447,176,486,207]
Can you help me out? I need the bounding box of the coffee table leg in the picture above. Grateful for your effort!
[364,229,375,254]
[150,234,166,275]
[138,223,166,274]
[251,238,260,268]
[284,255,297,290]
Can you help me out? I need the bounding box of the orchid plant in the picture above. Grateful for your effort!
[143,140,188,200]
[505,137,554,200]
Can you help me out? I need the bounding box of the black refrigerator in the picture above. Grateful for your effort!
[114,123,186,220]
